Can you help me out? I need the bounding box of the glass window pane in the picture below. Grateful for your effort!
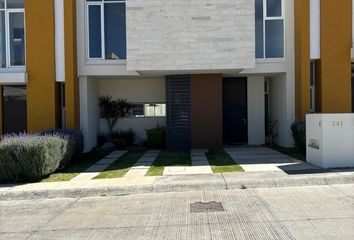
[154,104,166,117]
[255,0,264,58]
[9,12,25,66]
[7,0,24,8]
[266,0,282,17]
[0,0,5,9]
[88,5,102,58]
[132,104,144,116]
[104,3,126,60]
[144,104,166,117]
[144,104,155,117]
[0,12,5,67]
[265,20,284,58]
[310,62,315,86]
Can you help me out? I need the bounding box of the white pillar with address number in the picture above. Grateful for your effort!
[306,114,354,168]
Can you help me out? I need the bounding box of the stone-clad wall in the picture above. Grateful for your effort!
[126,0,255,72]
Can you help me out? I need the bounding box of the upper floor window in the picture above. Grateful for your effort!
[86,0,126,60]
[0,0,25,68]
[256,0,284,59]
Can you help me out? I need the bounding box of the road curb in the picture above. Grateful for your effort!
[1,172,354,201]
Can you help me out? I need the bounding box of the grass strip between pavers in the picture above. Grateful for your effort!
[206,150,244,173]
[146,151,191,176]
[41,150,112,182]
[93,151,146,179]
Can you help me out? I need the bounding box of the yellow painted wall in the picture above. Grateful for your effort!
[294,0,311,120]
[317,0,352,113]
[25,0,58,132]
[64,0,80,129]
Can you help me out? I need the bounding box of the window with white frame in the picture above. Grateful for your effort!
[0,0,25,68]
[130,103,166,118]
[86,0,126,60]
[256,0,284,59]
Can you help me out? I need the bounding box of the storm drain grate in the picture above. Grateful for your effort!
[190,201,224,213]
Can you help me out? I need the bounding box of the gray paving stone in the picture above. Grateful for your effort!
[192,161,210,167]
[191,155,208,162]
[123,151,159,177]
[105,151,127,159]
[95,158,120,165]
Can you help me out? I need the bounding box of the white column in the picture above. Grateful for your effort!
[310,0,320,59]
[247,76,265,145]
[55,0,65,82]
[80,76,99,152]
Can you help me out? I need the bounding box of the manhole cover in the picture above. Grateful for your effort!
[190,201,224,213]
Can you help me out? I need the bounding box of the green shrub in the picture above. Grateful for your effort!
[146,126,166,149]
[41,129,84,167]
[291,120,306,153]
[111,129,136,146]
[0,134,69,182]
[112,138,127,149]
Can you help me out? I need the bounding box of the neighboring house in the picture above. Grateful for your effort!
[0,0,352,152]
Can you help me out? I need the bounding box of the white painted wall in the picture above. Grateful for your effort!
[98,78,165,102]
[310,0,320,59]
[76,0,138,77]
[0,72,27,84]
[307,114,354,168]
[247,76,265,145]
[99,118,166,143]
[244,0,295,147]
[269,74,294,147]
[80,77,99,152]
[54,0,66,82]
[98,78,166,142]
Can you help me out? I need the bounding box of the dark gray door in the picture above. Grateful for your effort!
[2,86,27,134]
[223,78,248,144]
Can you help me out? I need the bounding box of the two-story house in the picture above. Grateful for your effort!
[0,0,352,152]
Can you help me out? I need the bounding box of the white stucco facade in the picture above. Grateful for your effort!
[307,114,354,168]
[247,76,266,145]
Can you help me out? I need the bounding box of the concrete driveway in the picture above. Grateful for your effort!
[1,184,353,240]
[225,146,319,173]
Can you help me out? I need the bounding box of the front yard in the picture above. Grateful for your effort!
[41,150,112,182]
[146,151,191,176]
[1,148,246,184]
[94,151,146,179]
[206,150,244,173]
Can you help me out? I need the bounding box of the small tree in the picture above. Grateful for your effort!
[99,96,131,138]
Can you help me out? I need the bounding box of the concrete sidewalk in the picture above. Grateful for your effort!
[2,185,353,240]
[1,169,354,200]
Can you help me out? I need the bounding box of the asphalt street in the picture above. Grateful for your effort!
[1,184,353,240]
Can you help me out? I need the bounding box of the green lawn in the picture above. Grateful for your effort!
[93,151,145,179]
[41,150,112,182]
[206,150,244,173]
[146,151,191,176]
[270,146,306,161]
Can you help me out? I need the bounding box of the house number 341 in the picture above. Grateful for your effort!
[331,121,343,127]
